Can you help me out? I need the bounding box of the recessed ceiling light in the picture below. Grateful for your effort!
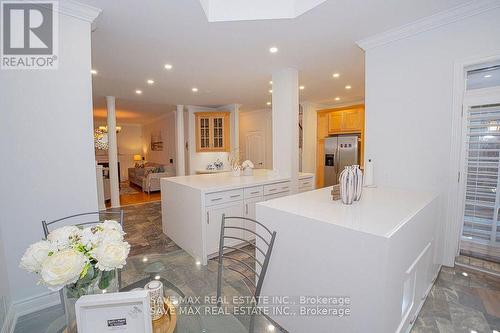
[154,275,160,280]
[269,89,273,93]
[269,46,278,53]
[299,85,305,90]
[484,74,492,78]
[142,257,148,262]
[266,102,271,106]
[461,272,468,277]
[195,260,201,266]
[267,324,275,331]
[269,81,273,85]
[90,69,98,75]
[345,85,352,90]
[470,330,477,333]
[147,79,154,85]
[335,97,340,101]
[332,73,340,78]
[164,64,173,70]
[192,87,198,92]
[135,90,143,95]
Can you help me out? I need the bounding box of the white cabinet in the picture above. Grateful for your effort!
[205,201,244,255]
[299,176,314,193]
[244,196,265,241]
[264,191,290,201]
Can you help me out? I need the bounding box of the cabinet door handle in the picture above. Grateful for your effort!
[211,197,223,202]
[250,191,260,195]
[281,186,289,190]
[245,204,248,215]
[268,188,277,192]
[230,194,240,198]
[207,212,209,224]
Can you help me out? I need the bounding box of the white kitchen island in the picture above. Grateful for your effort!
[256,186,442,333]
[161,170,314,265]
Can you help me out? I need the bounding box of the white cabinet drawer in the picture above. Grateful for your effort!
[299,177,314,193]
[244,186,264,199]
[264,181,291,196]
[205,189,244,206]
[264,191,290,201]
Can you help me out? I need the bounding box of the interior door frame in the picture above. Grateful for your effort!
[446,51,500,266]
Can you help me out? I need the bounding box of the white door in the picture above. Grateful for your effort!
[244,196,264,241]
[245,131,265,169]
[205,201,245,256]
[459,85,500,261]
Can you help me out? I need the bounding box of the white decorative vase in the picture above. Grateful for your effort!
[339,166,355,205]
[232,168,241,176]
[353,165,363,201]
[242,168,253,176]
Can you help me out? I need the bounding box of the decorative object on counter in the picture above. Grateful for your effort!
[241,160,254,176]
[364,158,375,187]
[339,166,355,204]
[228,149,242,176]
[145,280,166,320]
[214,158,224,170]
[206,162,217,170]
[353,165,363,201]
[20,220,130,333]
[331,184,341,200]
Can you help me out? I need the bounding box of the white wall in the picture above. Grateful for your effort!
[363,7,500,265]
[0,225,10,329]
[0,13,98,303]
[142,112,176,167]
[239,109,273,169]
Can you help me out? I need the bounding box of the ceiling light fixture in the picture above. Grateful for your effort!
[484,74,492,78]
[147,79,154,85]
[335,97,340,101]
[345,85,351,90]
[90,69,98,75]
[164,64,173,70]
[192,87,198,92]
[269,81,273,85]
[269,89,273,93]
[267,102,271,106]
[461,272,468,277]
[135,90,143,95]
[332,73,340,78]
[299,85,305,90]
[267,324,275,332]
[269,46,278,53]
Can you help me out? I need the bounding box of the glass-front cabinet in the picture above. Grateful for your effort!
[195,112,230,152]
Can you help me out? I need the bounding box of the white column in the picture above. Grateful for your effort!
[230,104,241,151]
[272,68,299,192]
[301,102,318,174]
[106,96,120,208]
[175,105,185,176]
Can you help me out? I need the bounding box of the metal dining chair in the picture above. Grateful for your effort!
[41,210,124,316]
[216,214,276,308]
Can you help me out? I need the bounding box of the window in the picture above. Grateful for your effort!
[195,112,230,152]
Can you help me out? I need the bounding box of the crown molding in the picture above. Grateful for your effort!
[356,0,500,51]
[58,0,102,23]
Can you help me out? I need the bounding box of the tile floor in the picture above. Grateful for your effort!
[14,201,500,333]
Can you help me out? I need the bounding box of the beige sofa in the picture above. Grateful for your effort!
[128,163,175,193]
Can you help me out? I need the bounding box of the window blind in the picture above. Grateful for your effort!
[463,103,500,246]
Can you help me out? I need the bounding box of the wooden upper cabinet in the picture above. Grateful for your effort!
[328,108,364,134]
[195,112,230,152]
[328,112,343,133]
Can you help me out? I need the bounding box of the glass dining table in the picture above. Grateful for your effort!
[46,251,285,333]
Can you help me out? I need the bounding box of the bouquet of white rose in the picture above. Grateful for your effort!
[20,220,130,297]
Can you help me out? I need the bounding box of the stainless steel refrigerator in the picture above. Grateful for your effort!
[324,135,359,186]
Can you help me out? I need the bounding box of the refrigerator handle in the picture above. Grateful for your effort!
[335,144,340,175]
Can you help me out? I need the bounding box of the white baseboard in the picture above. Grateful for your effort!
[1,291,60,333]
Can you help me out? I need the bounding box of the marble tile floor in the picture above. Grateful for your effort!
[13,202,500,332]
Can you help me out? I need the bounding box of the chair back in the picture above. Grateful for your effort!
[216,214,276,306]
[42,210,124,238]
